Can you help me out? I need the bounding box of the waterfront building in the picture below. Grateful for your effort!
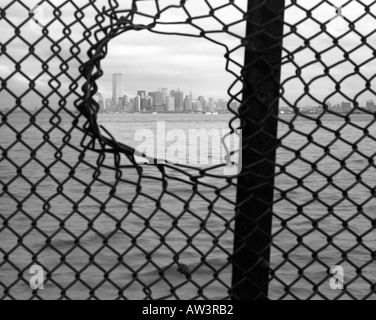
[171,89,184,112]
[218,99,227,112]
[129,99,135,112]
[118,97,124,112]
[112,73,123,105]
[134,95,141,112]
[148,92,156,110]
[195,100,203,113]
[366,99,375,112]
[198,96,206,112]
[159,88,168,98]
[208,98,215,113]
[154,91,165,111]
[341,101,352,113]
[141,97,149,111]
[184,91,193,112]
[137,91,146,99]
[105,98,112,111]
[166,96,175,112]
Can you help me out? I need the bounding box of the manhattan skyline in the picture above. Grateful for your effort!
[97,73,238,114]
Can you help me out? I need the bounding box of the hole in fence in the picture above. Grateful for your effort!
[75,2,247,299]
[95,30,242,171]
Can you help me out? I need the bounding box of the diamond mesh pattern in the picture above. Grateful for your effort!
[1,0,376,300]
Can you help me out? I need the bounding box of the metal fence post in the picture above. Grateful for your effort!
[231,0,285,300]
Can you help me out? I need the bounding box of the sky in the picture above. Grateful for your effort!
[1,0,376,109]
[98,0,248,101]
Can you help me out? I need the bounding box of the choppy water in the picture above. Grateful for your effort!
[1,111,376,300]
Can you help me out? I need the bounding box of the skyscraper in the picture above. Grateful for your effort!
[105,98,112,111]
[366,99,375,112]
[208,98,215,113]
[159,88,168,104]
[134,95,141,112]
[112,73,123,105]
[166,96,175,112]
[154,91,165,112]
[198,96,206,113]
[218,99,227,112]
[118,97,124,112]
[137,90,146,99]
[171,89,184,112]
[195,100,203,113]
[341,101,352,113]
[148,92,156,111]
[184,90,193,112]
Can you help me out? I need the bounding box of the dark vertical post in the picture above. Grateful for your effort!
[231,0,285,300]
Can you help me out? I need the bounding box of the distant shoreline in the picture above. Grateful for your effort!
[1,109,375,116]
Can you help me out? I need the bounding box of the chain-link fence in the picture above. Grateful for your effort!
[1,0,376,300]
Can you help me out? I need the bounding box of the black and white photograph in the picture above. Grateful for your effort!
[1,0,376,305]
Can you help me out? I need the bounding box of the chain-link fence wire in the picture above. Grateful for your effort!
[1,0,376,300]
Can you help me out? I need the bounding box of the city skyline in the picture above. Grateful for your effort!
[96,74,238,114]
[96,70,376,114]
[100,64,235,104]
[1,1,376,110]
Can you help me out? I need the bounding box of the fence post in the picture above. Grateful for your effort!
[231,0,285,300]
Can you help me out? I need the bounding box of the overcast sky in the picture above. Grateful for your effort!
[1,0,376,109]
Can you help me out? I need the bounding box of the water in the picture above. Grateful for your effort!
[1,111,376,300]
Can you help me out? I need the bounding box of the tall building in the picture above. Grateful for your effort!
[195,100,203,113]
[208,98,215,113]
[184,96,192,112]
[158,88,168,106]
[341,101,352,113]
[366,99,375,112]
[154,91,165,112]
[129,99,135,112]
[148,92,156,111]
[198,96,206,112]
[184,91,193,112]
[112,73,123,105]
[141,96,153,111]
[191,100,197,112]
[123,95,132,113]
[123,95,129,111]
[218,99,227,112]
[147,96,153,110]
[118,97,124,112]
[105,98,112,111]
[171,89,184,112]
[166,96,175,112]
[134,95,141,112]
[159,88,168,100]
[137,91,146,99]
